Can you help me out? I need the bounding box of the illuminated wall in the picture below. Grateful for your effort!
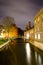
[24,28,34,41]
[34,8,43,42]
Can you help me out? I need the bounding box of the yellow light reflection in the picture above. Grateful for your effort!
[35,51,42,65]
[26,43,31,64]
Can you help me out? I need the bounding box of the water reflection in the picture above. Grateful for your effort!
[0,39,43,65]
[25,43,31,64]
[14,39,27,65]
[25,42,43,65]
[35,51,42,65]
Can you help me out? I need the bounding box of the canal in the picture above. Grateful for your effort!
[0,38,43,65]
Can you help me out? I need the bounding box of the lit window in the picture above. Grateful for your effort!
[38,34,40,39]
[26,33,29,39]
[35,34,37,39]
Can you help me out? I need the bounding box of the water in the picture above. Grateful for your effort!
[0,38,43,65]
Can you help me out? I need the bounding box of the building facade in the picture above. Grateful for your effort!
[34,8,43,42]
[24,27,34,42]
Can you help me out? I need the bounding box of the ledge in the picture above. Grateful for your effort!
[29,40,43,51]
[0,40,11,51]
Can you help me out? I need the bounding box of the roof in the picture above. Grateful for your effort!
[34,8,43,20]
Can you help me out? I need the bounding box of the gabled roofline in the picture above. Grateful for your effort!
[34,8,43,20]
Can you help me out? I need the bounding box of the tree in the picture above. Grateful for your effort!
[2,16,15,38]
[26,21,31,30]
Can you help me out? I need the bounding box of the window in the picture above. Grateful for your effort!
[35,34,37,39]
[38,34,40,39]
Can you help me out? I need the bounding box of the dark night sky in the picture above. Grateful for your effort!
[0,0,43,30]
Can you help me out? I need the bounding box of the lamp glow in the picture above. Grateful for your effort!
[26,33,29,39]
